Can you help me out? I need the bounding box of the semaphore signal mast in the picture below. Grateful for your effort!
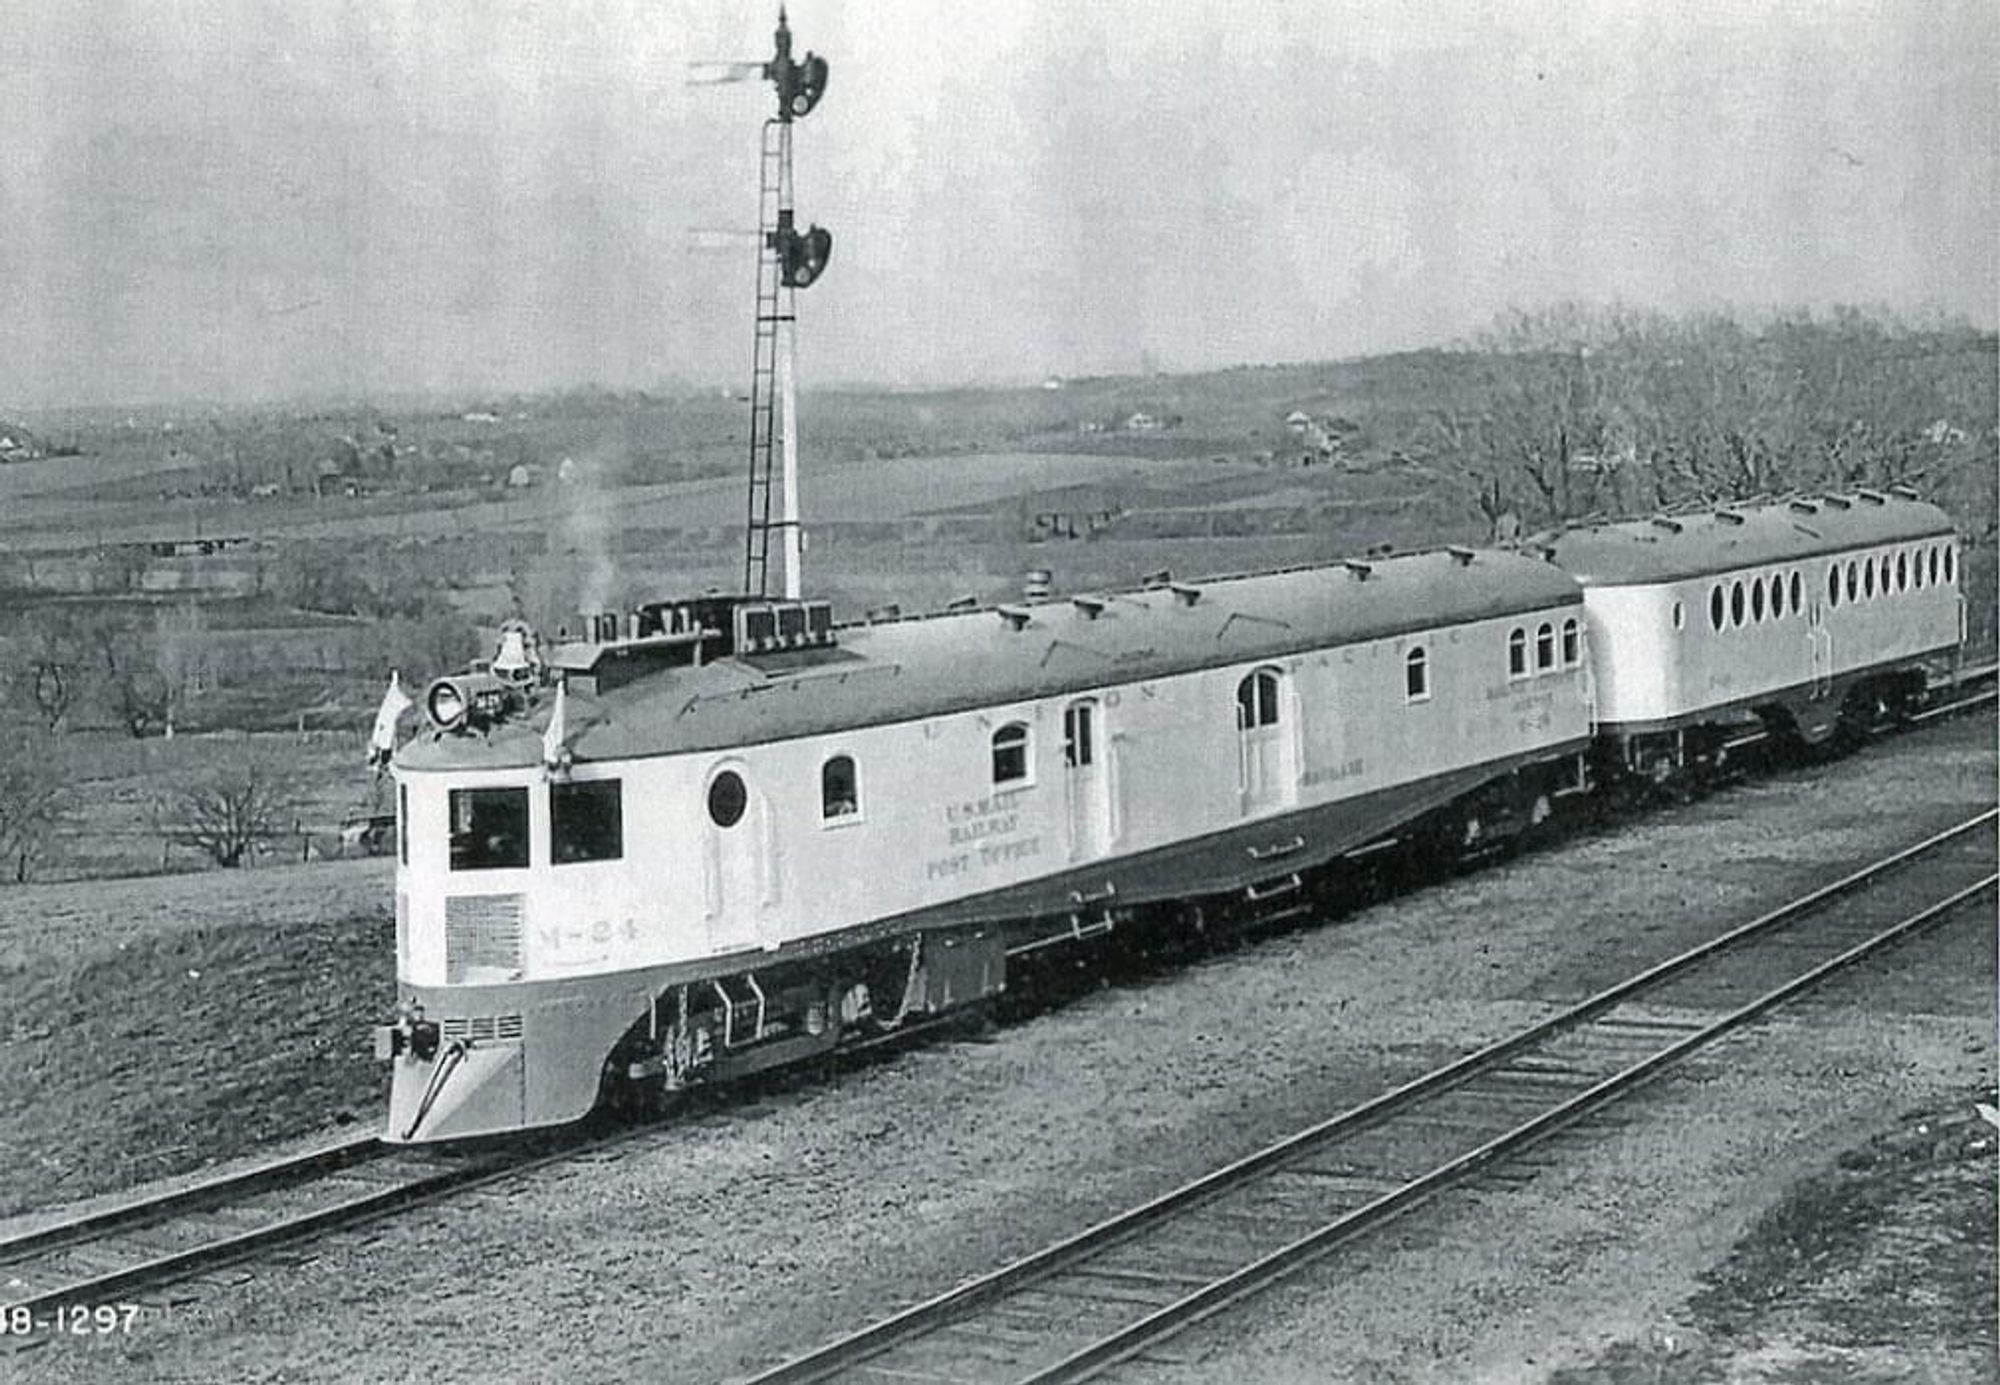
[694,8,832,600]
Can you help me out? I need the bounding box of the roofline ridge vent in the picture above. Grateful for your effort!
[1071,594,1108,619]
[1342,559,1373,580]
[1650,516,1685,533]
[1714,509,1747,525]
[1168,581,1203,607]
[995,605,1033,631]
[1445,545,1477,565]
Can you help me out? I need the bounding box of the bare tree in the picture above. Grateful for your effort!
[156,751,303,868]
[0,730,71,883]
[18,608,85,732]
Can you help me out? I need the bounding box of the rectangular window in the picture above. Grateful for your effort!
[449,787,529,871]
[552,779,623,864]
[398,782,409,865]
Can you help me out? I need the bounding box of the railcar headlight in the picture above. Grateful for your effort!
[426,679,469,731]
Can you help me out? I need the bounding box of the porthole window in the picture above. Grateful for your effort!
[1535,623,1555,670]
[1405,647,1429,701]
[1846,561,1858,603]
[1708,587,1725,631]
[1789,571,1803,612]
[821,755,859,821]
[991,723,1030,784]
[1561,617,1581,664]
[1750,577,1766,622]
[1945,546,1956,583]
[1863,556,1876,599]
[1509,627,1530,676]
[707,770,747,829]
[1730,580,1746,628]
[1672,600,1686,631]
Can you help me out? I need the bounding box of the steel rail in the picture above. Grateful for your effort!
[741,808,1996,1384]
[1028,872,1995,1383]
[0,1135,385,1266]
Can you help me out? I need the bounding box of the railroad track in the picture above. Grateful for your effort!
[743,808,1997,1385]
[0,1133,543,1340]
[0,1004,977,1346]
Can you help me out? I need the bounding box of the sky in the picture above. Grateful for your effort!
[1,0,1994,409]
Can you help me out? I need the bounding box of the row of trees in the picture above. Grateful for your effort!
[1424,306,1996,538]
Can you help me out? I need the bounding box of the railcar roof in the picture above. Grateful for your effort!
[1541,493,1955,587]
[399,548,1580,769]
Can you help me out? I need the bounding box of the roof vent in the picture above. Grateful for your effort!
[995,605,1032,631]
[1168,582,1203,607]
[1446,545,1477,565]
[1788,499,1820,515]
[1714,510,1746,525]
[1650,516,1685,533]
[1071,595,1107,619]
[1342,560,1373,580]
[1140,568,1172,590]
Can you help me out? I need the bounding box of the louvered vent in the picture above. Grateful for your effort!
[442,1014,526,1043]
[444,893,524,982]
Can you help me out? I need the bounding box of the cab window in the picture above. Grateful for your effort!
[552,779,622,864]
[449,787,529,871]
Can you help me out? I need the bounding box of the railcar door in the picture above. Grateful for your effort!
[1808,599,1832,697]
[1236,666,1290,815]
[1063,699,1110,860]
[702,765,770,953]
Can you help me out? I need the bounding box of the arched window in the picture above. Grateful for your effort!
[991,723,1029,784]
[1561,617,1581,665]
[1509,627,1530,676]
[1405,646,1429,702]
[1789,571,1803,612]
[1769,574,1785,619]
[1863,556,1876,599]
[1237,668,1282,729]
[1672,600,1686,631]
[1827,566,1840,608]
[1913,551,1926,589]
[1709,587,1725,631]
[1535,622,1555,670]
[1730,580,1746,628]
[1896,551,1908,591]
[1929,546,1941,586]
[1750,577,1766,622]
[1846,560,1859,603]
[821,755,858,821]
[1945,545,1956,583]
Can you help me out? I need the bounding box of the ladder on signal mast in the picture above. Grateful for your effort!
[742,117,793,598]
